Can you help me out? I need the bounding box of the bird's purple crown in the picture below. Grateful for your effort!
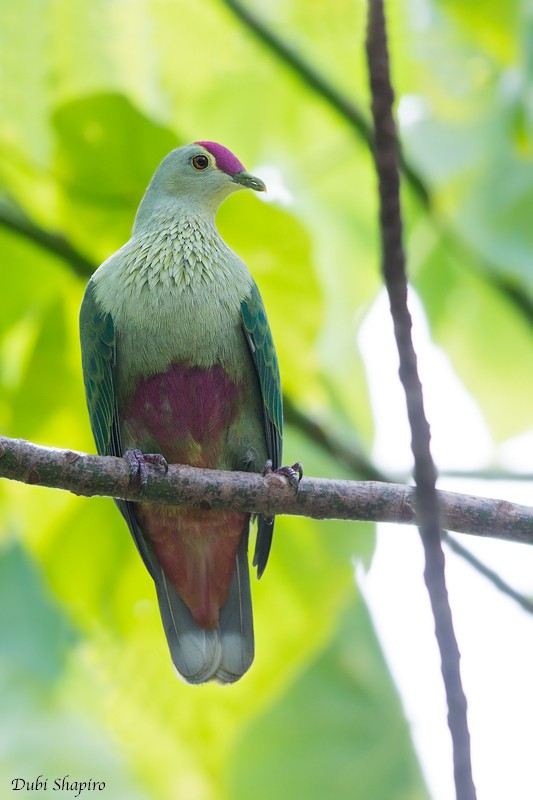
[195,141,245,176]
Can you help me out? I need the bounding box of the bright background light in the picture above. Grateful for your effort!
[358,288,533,800]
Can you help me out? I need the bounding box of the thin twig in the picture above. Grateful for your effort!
[443,533,533,615]
[366,2,477,798]
[0,196,94,277]
[439,469,533,482]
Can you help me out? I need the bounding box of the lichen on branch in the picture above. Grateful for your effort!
[0,435,531,545]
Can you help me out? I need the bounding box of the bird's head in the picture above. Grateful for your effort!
[139,142,266,220]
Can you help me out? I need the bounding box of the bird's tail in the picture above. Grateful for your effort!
[154,531,254,684]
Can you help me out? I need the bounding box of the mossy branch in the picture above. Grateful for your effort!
[0,436,531,545]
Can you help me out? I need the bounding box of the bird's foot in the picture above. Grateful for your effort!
[124,448,168,487]
[262,459,303,491]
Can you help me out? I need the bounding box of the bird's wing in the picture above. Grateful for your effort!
[79,279,120,459]
[241,281,283,577]
[79,280,157,576]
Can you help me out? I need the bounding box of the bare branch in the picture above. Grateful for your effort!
[1,436,532,545]
[0,196,94,277]
[443,533,533,615]
[366,2,477,797]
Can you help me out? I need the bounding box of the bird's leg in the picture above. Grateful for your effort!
[262,459,303,491]
[124,448,168,487]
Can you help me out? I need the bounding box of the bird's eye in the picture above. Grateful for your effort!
[192,154,209,171]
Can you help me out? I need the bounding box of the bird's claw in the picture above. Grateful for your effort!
[262,459,303,491]
[261,459,274,477]
[275,461,303,490]
[124,448,168,487]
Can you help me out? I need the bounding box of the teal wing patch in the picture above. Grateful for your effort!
[241,281,282,468]
[241,282,283,576]
[79,280,120,458]
[79,279,159,583]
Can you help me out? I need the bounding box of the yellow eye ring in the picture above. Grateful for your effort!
[192,154,209,171]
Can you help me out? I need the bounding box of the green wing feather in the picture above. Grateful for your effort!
[241,282,283,576]
[79,280,120,457]
[79,279,158,577]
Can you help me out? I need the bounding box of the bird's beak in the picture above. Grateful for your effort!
[232,171,266,192]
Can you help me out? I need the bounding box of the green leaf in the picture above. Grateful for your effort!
[0,541,77,684]
[415,231,533,440]
[433,0,519,62]
[53,93,179,258]
[228,598,429,800]
[218,195,323,402]
[9,297,72,441]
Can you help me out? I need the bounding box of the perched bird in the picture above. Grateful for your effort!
[80,142,298,684]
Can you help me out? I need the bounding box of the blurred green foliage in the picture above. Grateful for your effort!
[0,0,531,797]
